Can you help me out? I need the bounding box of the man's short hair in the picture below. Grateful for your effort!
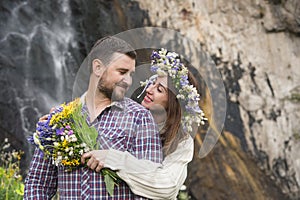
[88,36,137,72]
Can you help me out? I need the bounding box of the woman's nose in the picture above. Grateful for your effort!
[146,84,154,94]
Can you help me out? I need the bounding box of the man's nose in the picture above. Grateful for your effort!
[122,74,132,86]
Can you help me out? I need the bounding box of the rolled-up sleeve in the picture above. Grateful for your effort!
[104,136,194,199]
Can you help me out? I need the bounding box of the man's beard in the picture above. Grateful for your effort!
[97,78,129,101]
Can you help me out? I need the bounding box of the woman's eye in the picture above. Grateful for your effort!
[157,87,162,93]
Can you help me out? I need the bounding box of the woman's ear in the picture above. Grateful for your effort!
[92,59,105,77]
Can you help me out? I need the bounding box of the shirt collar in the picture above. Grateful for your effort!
[80,92,125,111]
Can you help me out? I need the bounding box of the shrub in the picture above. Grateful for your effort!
[0,138,24,200]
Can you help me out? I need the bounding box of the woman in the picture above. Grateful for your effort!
[81,48,206,199]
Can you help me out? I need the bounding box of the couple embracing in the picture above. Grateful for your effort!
[24,36,206,199]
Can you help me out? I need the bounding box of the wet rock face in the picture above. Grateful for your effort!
[0,0,79,171]
[0,0,150,175]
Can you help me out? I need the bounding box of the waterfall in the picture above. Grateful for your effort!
[0,0,77,167]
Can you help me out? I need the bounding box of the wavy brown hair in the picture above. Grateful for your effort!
[160,71,199,156]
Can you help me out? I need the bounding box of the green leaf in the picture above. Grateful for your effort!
[15,183,24,195]
[71,102,99,149]
[104,173,115,196]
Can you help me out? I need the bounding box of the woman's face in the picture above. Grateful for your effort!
[141,76,168,111]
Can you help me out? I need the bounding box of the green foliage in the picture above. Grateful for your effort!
[102,168,121,196]
[292,132,300,141]
[0,139,24,200]
[72,102,99,150]
[177,185,190,200]
[72,100,121,196]
[289,93,300,103]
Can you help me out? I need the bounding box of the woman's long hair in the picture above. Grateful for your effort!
[161,71,199,156]
[131,71,199,156]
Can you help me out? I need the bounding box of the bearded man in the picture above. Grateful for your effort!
[24,36,162,199]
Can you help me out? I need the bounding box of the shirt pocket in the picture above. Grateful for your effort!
[98,128,130,151]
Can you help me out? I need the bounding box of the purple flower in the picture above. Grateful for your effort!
[151,65,159,72]
[68,130,74,135]
[27,136,34,144]
[56,128,65,135]
[151,51,161,60]
[39,150,44,158]
[185,106,194,113]
[180,75,189,86]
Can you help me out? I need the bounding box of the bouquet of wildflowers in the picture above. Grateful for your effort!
[28,98,120,196]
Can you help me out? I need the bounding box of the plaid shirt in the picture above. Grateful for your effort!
[24,97,163,199]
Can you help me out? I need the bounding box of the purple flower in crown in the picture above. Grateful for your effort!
[172,59,179,68]
[151,65,159,73]
[151,51,161,61]
[193,105,202,113]
[180,75,189,86]
[185,105,194,113]
[147,48,207,133]
[166,55,173,64]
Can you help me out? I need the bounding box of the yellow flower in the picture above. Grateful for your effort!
[62,139,68,148]
[49,99,81,126]
[61,159,80,167]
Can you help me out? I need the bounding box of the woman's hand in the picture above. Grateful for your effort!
[81,150,108,173]
[39,107,56,122]
[39,114,49,122]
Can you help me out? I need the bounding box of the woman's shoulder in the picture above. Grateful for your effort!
[177,135,194,150]
[163,135,194,162]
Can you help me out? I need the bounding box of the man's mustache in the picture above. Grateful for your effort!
[115,82,129,89]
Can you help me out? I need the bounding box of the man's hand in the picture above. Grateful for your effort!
[81,150,108,173]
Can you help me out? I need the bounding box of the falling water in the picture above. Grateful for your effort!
[0,0,77,166]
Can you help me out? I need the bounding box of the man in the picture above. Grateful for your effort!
[24,36,163,199]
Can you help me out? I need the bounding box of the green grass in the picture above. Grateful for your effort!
[0,139,24,200]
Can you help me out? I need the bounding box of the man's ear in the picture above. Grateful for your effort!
[92,59,105,77]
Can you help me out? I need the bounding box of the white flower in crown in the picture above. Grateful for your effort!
[148,48,207,134]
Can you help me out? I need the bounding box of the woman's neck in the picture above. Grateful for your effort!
[151,110,167,124]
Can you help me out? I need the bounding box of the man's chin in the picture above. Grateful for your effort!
[111,90,126,101]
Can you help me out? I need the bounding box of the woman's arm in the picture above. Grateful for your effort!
[104,136,194,199]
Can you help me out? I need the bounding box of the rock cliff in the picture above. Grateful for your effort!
[134,0,300,198]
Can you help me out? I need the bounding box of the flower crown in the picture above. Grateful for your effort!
[142,48,207,133]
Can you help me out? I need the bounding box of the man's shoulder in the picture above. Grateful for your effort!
[122,97,149,114]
